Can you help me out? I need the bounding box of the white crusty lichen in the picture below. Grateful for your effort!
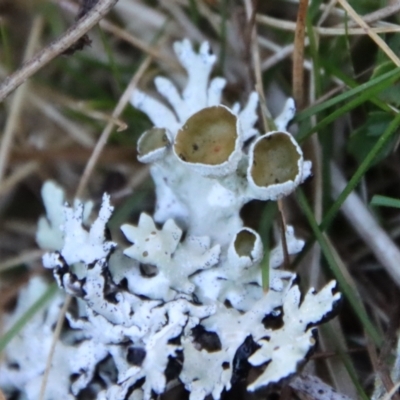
[133,39,311,245]
[0,40,340,400]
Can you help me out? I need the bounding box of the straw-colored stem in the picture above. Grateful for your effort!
[0,249,44,273]
[257,14,400,35]
[0,161,39,197]
[0,17,44,183]
[75,55,152,199]
[337,0,400,68]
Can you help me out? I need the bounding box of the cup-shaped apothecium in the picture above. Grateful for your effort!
[173,105,242,176]
[247,131,305,201]
[233,228,263,260]
[137,127,171,163]
[227,227,263,272]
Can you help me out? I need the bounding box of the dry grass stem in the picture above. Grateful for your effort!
[9,147,137,166]
[0,249,44,273]
[337,0,400,68]
[317,0,338,26]
[0,161,39,197]
[257,14,400,36]
[28,94,95,148]
[57,0,179,68]
[0,17,44,183]
[292,0,309,110]
[75,55,153,198]
[261,42,306,71]
[335,2,400,28]
[330,163,400,287]
[366,333,398,400]
[0,0,119,102]
[382,381,400,400]
[244,0,272,127]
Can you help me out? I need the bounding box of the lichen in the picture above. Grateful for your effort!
[0,39,340,400]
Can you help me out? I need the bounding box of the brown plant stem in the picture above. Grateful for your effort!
[292,0,309,110]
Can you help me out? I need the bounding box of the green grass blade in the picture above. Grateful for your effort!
[371,194,400,209]
[321,112,400,231]
[0,22,12,71]
[323,62,395,114]
[297,190,382,346]
[321,323,369,400]
[188,0,200,25]
[258,202,277,290]
[294,67,400,125]
[297,74,400,142]
[0,283,59,353]
[295,112,400,267]
[98,26,122,92]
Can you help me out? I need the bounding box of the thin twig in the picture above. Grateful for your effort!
[317,0,338,26]
[336,2,400,28]
[366,334,399,400]
[57,0,179,68]
[0,0,119,102]
[337,0,400,68]
[37,90,127,130]
[0,249,44,273]
[382,380,400,400]
[0,161,39,197]
[292,0,309,110]
[75,56,152,199]
[0,17,44,183]
[28,94,95,148]
[257,14,400,35]
[261,40,308,72]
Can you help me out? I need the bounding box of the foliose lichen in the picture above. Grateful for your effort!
[0,39,340,400]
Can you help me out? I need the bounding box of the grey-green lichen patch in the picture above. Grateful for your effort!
[175,106,237,166]
[251,132,300,187]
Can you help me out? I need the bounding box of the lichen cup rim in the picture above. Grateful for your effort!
[227,227,263,271]
[247,130,305,201]
[137,127,172,164]
[173,105,243,177]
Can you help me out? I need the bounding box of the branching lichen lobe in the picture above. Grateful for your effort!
[0,40,340,400]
